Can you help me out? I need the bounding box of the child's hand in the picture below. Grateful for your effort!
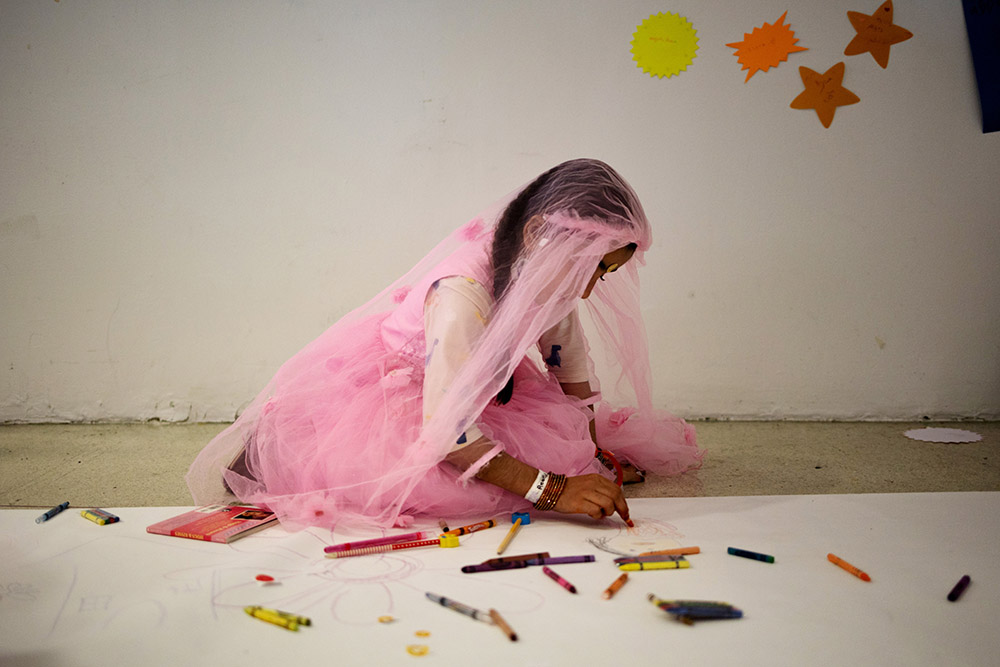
[554,474,632,525]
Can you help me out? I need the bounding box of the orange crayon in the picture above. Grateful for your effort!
[442,519,496,536]
[639,546,700,557]
[602,573,629,600]
[828,553,871,581]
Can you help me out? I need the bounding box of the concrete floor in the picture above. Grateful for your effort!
[1,421,997,508]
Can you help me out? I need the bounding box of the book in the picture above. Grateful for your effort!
[146,504,278,543]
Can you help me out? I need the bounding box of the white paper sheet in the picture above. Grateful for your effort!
[2,494,997,666]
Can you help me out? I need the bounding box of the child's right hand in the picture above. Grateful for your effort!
[554,474,632,525]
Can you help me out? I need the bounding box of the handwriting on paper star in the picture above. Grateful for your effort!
[844,0,913,68]
[790,62,860,128]
[726,11,808,82]
[631,12,700,79]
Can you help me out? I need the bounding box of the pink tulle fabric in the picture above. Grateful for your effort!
[186,159,703,529]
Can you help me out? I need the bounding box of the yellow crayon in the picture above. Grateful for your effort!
[245,606,300,631]
[618,560,690,571]
[80,508,119,525]
[496,518,523,555]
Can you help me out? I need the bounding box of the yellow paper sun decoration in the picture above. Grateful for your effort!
[631,12,699,79]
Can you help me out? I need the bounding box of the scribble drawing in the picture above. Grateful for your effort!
[1,582,40,602]
[160,534,546,626]
[587,517,686,556]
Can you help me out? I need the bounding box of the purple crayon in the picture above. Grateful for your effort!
[524,555,595,566]
[462,561,531,574]
[948,575,971,602]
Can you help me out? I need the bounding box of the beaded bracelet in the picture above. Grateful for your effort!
[533,473,567,511]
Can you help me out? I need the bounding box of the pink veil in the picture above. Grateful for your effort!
[187,159,702,529]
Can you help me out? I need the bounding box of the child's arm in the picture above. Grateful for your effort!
[445,439,630,523]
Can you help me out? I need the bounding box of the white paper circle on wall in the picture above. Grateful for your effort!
[903,428,983,443]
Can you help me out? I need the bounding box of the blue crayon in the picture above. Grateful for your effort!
[664,606,743,619]
[36,502,70,524]
[648,595,743,622]
[727,547,774,563]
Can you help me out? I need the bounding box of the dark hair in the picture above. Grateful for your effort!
[491,167,558,303]
[489,159,641,404]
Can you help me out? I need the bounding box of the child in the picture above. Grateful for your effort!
[187,159,703,529]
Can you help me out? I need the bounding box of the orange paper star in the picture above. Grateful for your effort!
[844,0,913,68]
[790,62,860,128]
[726,11,808,82]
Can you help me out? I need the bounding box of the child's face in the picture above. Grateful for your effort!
[582,246,636,299]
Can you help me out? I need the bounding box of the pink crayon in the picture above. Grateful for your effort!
[324,530,434,553]
[542,566,577,594]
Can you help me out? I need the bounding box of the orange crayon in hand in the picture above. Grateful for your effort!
[828,553,871,582]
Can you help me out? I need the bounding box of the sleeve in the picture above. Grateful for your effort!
[422,276,492,451]
[537,307,591,384]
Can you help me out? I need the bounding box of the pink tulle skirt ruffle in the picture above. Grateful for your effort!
[188,312,702,530]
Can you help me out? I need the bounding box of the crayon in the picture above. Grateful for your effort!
[649,595,735,610]
[324,530,434,553]
[664,606,743,620]
[245,606,303,631]
[488,608,518,641]
[463,554,595,571]
[36,502,69,524]
[602,573,628,600]
[523,555,595,566]
[638,546,700,557]
[271,608,312,626]
[482,552,550,567]
[442,519,496,536]
[496,517,523,555]
[425,592,492,624]
[80,508,120,525]
[462,561,532,574]
[325,536,454,559]
[648,595,743,622]
[947,575,971,602]
[728,547,775,563]
[542,566,577,593]
[614,554,686,565]
[618,560,690,571]
[827,553,871,582]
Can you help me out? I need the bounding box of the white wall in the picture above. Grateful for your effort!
[2,0,998,423]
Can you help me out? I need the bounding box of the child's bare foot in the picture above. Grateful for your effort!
[622,463,645,485]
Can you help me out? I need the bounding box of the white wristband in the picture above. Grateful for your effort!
[525,470,549,504]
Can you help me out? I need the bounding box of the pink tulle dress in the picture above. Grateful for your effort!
[186,159,703,529]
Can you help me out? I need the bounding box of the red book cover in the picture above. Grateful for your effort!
[146,504,277,543]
